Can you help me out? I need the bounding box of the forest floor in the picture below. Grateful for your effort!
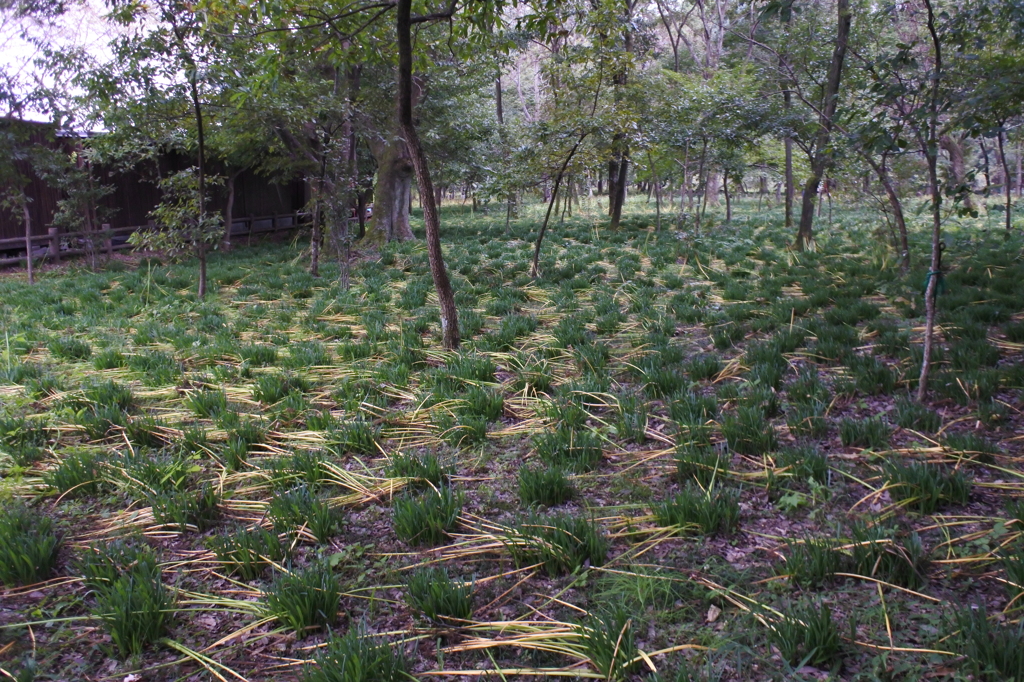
[2,197,1024,681]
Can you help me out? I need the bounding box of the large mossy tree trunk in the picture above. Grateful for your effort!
[396,0,459,350]
[363,133,415,246]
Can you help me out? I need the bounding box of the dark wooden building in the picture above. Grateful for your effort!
[0,119,306,245]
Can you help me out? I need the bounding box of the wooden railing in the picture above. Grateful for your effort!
[0,212,310,268]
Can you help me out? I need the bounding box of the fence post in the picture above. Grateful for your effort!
[103,223,113,259]
[48,227,59,264]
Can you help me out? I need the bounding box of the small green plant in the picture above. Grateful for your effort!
[675,444,727,487]
[304,626,409,682]
[185,388,228,419]
[686,354,722,381]
[149,482,220,532]
[839,417,891,449]
[616,394,648,444]
[48,336,92,361]
[764,600,842,669]
[460,385,504,421]
[507,512,608,576]
[785,400,829,439]
[0,504,61,586]
[777,446,828,485]
[45,448,105,497]
[653,485,740,536]
[392,486,463,547]
[580,607,640,681]
[386,451,450,489]
[93,349,127,370]
[848,521,928,589]
[893,396,941,433]
[268,486,341,543]
[238,343,278,366]
[404,566,474,624]
[952,605,1024,681]
[943,432,1001,463]
[883,460,971,513]
[78,539,158,594]
[325,420,380,456]
[533,426,604,473]
[208,526,286,580]
[722,407,777,455]
[84,379,135,412]
[263,562,341,634]
[92,557,173,659]
[593,563,691,612]
[518,465,574,507]
[252,372,312,404]
[777,537,843,587]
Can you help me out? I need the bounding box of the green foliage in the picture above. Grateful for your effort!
[46,448,105,497]
[653,485,740,536]
[722,407,777,455]
[883,461,971,513]
[580,607,640,681]
[304,627,408,682]
[208,527,286,580]
[533,426,604,473]
[0,504,61,586]
[676,443,727,487]
[92,552,173,659]
[386,451,450,489]
[893,396,941,433]
[149,482,220,532]
[392,486,463,546]
[404,566,473,624]
[764,600,842,668]
[48,336,92,360]
[507,513,608,576]
[518,465,574,507]
[848,521,929,589]
[263,562,341,634]
[838,417,891,449]
[777,446,829,485]
[777,538,843,587]
[129,168,223,265]
[952,606,1024,681]
[268,486,340,543]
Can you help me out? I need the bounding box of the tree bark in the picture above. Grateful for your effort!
[397,0,459,350]
[795,0,851,251]
[782,59,794,229]
[863,153,910,271]
[939,134,973,212]
[364,135,415,246]
[997,128,1013,231]
[917,0,943,403]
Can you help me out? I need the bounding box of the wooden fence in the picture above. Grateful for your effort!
[0,212,310,268]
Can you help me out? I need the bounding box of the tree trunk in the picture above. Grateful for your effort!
[917,0,942,403]
[608,147,629,228]
[796,0,851,251]
[223,170,239,252]
[364,135,414,246]
[397,0,459,350]
[23,200,33,285]
[705,172,720,206]
[940,134,973,212]
[782,59,795,229]
[723,169,731,224]
[198,244,207,299]
[997,128,1013,231]
[864,154,910,271]
[532,136,586,278]
[188,74,208,300]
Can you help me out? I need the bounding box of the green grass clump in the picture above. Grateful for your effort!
[305,626,408,682]
[263,562,341,634]
[208,526,286,580]
[952,606,1024,681]
[268,486,341,543]
[185,388,228,418]
[252,372,312,404]
[48,336,92,361]
[848,521,929,589]
[785,400,829,439]
[580,607,640,681]
[507,513,608,576]
[838,417,891,449]
[722,407,777,455]
[386,452,450,489]
[593,563,691,612]
[325,420,380,456]
[392,486,463,547]
[777,446,829,485]
[404,566,474,625]
[84,379,135,412]
[460,385,504,421]
[0,504,61,586]
[653,485,740,536]
[238,343,278,366]
[883,460,971,513]
[149,482,220,532]
[533,426,604,473]
[91,550,173,659]
[777,537,843,587]
[45,448,105,497]
[675,443,727,487]
[893,396,941,433]
[764,600,842,668]
[686,354,722,381]
[518,465,574,507]
[943,432,1001,463]
[615,394,648,444]
[93,348,127,369]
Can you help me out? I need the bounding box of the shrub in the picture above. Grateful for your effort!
[518,466,574,507]
[404,566,473,624]
[392,486,463,547]
[0,505,61,586]
[263,562,341,634]
[507,513,608,576]
[653,485,740,536]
